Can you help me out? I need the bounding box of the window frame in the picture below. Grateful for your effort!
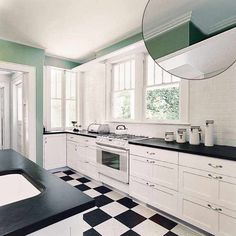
[110,57,136,121]
[45,66,78,131]
[106,53,189,124]
[143,55,188,123]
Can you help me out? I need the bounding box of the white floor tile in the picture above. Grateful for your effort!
[100,202,128,217]
[171,224,206,236]
[132,204,156,218]
[54,172,66,177]
[85,181,102,189]
[70,173,82,179]
[82,206,98,215]
[94,218,129,236]
[83,189,101,198]
[104,191,125,201]
[133,219,169,236]
[67,179,80,186]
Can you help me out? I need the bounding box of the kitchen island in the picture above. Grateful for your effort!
[0,149,95,236]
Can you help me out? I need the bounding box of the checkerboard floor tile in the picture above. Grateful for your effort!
[53,169,207,236]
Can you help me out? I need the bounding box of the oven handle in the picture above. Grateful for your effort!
[96,145,128,154]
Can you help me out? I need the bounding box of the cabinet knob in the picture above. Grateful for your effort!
[208,163,222,168]
[146,159,149,163]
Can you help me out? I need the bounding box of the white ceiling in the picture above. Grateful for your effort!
[0,0,148,62]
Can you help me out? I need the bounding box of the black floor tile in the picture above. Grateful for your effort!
[115,210,146,228]
[121,230,141,236]
[60,176,73,181]
[63,170,75,175]
[75,184,91,191]
[93,186,112,194]
[83,208,111,227]
[83,228,102,236]
[117,197,138,209]
[164,231,178,236]
[77,177,91,183]
[149,213,178,230]
[94,195,113,207]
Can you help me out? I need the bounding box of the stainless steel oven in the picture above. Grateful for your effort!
[96,144,129,183]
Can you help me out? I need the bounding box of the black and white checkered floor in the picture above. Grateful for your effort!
[53,169,205,236]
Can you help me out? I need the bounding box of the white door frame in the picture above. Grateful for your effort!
[0,61,36,163]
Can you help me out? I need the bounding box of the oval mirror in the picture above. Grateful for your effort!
[142,0,236,80]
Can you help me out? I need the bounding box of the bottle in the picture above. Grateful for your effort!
[205,120,214,147]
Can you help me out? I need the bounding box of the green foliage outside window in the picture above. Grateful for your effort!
[146,86,179,120]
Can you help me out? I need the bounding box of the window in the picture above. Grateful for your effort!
[112,59,135,120]
[145,56,181,121]
[48,67,77,130]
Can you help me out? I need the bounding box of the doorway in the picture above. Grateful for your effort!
[0,61,36,163]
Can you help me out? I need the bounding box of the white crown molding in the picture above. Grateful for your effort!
[144,11,192,40]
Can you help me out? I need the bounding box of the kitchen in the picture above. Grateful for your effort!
[0,0,236,236]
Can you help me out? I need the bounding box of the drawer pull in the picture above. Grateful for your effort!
[70,136,74,139]
[149,184,155,187]
[149,160,155,164]
[149,152,155,155]
[208,163,222,168]
[207,204,222,212]
[208,174,223,180]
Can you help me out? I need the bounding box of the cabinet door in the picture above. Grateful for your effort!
[151,184,178,217]
[129,176,150,203]
[179,166,217,202]
[178,194,217,235]
[86,145,97,164]
[43,134,66,170]
[130,155,151,180]
[217,175,236,212]
[152,160,178,191]
[67,141,78,170]
[76,143,87,174]
[218,207,236,236]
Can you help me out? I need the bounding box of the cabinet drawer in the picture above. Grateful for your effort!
[178,194,217,234]
[67,134,96,146]
[129,176,150,203]
[130,145,178,164]
[151,184,178,217]
[179,153,236,178]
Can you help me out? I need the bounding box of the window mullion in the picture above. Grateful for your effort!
[62,70,66,130]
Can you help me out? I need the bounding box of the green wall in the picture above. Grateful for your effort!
[0,39,78,166]
[45,56,80,69]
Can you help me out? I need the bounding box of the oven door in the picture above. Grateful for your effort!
[96,144,129,183]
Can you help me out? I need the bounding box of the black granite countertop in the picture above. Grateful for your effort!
[43,130,98,138]
[129,138,236,161]
[0,150,95,236]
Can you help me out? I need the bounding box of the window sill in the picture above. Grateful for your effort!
[105,120,190,126]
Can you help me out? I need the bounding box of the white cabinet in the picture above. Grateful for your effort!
[130,154,178,191]
[129,146,179,216]
[43,134,66,170]
[66,134,98,180]
[178,194,236,236]
[67,141,78,171]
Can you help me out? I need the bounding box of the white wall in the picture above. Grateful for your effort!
[81,62,236,147]
[80,64,106,128]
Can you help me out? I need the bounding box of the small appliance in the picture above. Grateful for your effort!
[87,123,110,134]
[164,131,175,142]
[205,120,214,147]
[176,128,187,143]
[189,126,201,145]
[115,124,128,135]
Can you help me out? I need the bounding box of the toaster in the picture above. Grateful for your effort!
[87,123,110,134]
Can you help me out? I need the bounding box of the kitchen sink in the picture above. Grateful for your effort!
[0,173,41,207]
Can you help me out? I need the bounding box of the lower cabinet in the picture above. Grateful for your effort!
[43,134,66,170]
[178,194,236,236]
[130,176,178,216]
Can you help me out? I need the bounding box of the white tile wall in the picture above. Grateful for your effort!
[82,63,236,147]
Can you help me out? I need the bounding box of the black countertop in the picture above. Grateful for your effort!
[43,130,98,138]
[129,138,236,161]
[0,150,95,236]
